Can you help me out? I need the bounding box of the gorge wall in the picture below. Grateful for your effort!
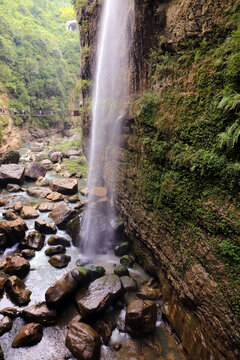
[76,1,240,359]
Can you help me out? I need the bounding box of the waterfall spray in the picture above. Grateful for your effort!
[81,0,134,257]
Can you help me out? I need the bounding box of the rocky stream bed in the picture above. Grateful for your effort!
[0,136,186,360]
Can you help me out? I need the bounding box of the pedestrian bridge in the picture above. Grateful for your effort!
[0,110,80,117]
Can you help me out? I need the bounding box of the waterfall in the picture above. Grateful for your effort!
[81,0,134,257]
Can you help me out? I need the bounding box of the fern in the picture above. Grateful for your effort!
[218,93,240,112]
[218,120,240,149]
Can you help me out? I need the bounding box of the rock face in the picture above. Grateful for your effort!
[125,299,157,337]
[22,301,57,325]
[75,275,123,317]
[25,162,47,180]
[0,218,27,249]
[0,164,25,186]
[5,276,31,305]
[50,178,78,195]
[12,323,43,348]
[49,204,77,230]
[66,322,101,360]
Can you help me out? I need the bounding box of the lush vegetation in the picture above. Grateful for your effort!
[0,0,80,130]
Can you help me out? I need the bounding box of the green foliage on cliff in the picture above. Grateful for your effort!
[0,0,80,128]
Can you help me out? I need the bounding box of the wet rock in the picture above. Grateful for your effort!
[121,276,138,292]
[125,300,157,337]
[5,276,31,305]
[41,159,52,170]
[45,245,66,256]
[45,267,88,306]
[80,187,88,196]
[0,260,7,270]
[25,162,47,180]
[7,184,20,193]
[137,285,162,300]
[50,178,78,195]
[66,322,101,360]
[21,231,45,251]
[48,235,71,247]
[27,186,52,198]
[0,164,25,186]
[83,265,106,282]
[68,194,80,203]
[3,210,18,220]
[114,264,129,277]
[112,343,122,351]
[0,198,9,206]
[75,275,123,317]
[0,307,20,319]
[114,242,129,256]
[48,254,71,269]
[35,220,57,234]
[0,316,13,336]
[65,215,80,244]
[93,319,115,345]
[50,151,62,163]
[120,255,134,268]
[0,219,27,249]
[0,277,5,294]
[22,301,57,325]
[1,150,20,164]
[21,249,35,259]
[36,176,49,187]
[46,192,64,202]
[13,201,23,213]
[20,206,39,219]
[38,201,55,212]
[95,197,109,213]
[88,187,107,199]
[12,323,43,348]
[4,254,30,278]
[49,203,77,230]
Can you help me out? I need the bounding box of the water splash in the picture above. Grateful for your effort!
[81,0,134,257]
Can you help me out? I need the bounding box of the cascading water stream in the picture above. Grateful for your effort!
[81,0,134,257]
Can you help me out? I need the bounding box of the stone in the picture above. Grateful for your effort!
[5,276,31,305]
[25,162,47,180]
[31,142,44,152]
[21,231,45,251]
[41,159,52,170]
[48,235,71,247]
[27,186,52,198]
[13,201,23,213]
[83,265,106,282]
[65,215,80,244]
[12,323,43,348]
[38,201,55,212]
[0,219,27,249]
[45,267,88,306]
[68,194,80,203]
[0,164,25,186]
[63,170,71,178]
[0,198,9,206]
[121,276,138,292]
[75,172,82,179]
[56,164,62,173]
[114,264,129,277]
[0,260,7,270]
[45,245,66,256]
[88,187,107,199]
[4,254,30,278]
[125,300,157,337]
[68,149,81,157]
[66,322,101,360]
[120,255,134,267]
[7,184,20,192]
[80,188,88,196]
[49,203,77,230]
[114,242,129,256]
[1,150,20,164]
[50,178,78,195]
[3,210,18,220]
[21,249,35,259]
[36,176,49,186]
[22,301,57,325]
[50,151,62,163]
[20,206,39,219]
[46,192,64,202]
[75,275,123,317]
[137,285,162,300]
[0,316,13,336]
[0,307,20,319]
[48,254,71,269]
[93,319,115,345]
[35,220,57,234]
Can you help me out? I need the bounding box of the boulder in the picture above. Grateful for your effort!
[50,178,78,195]
[20,206,39,219]
[30,142,44,152]
[25,162,47,180]
[0,260,7,270]
[20,231,45,251]
[121,276,138,292]
[0,307,20,319]
[93,318,116,345]
[120,255,134,268]
[22,301,57,325]
[27,186,52,198]
[41,159,52,170]
[0,277,4,294]
[0,316,13,336]
[83,265,106,282]
[137,284,162,301]
[75,275,123,317]
[50,151,62,163]
[88,187,107,199]
[0,198,9,206]
[0,164,25,186]
[114,265,129,277]
[14,201,23,213]
[35,220,56,234]
[7,184,20,192]
[48,235,71,247]
[68,149,82,157]
[1,150,20,164]
[49,204,77,230]
[46,192,64,202]
[66,322,101,360]
[125,300,157,337]
[4,254,30,278]
[38,201,55,212]
[114,242,129,256]
[36,176,49,186]
[68,194,80,203]
[3,210,18,220]
[5,276,31,305]
[48,254,71,269]
[0,219,27,249]
[45,267,88,306]
[45,245,66,257]
[56,164,62,173]
[21,249,35,259]
[12,323,43,348]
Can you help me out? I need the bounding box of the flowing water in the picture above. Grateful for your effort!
[81,0,134,257]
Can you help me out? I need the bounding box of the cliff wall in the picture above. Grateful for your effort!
[77,1,240,359]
